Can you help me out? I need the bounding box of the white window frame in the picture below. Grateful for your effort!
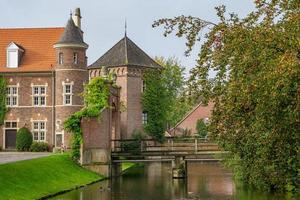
[142,111,148,125]
[63,82,73,105]
[32,85,47,107]
[32,121,46,142]
[6,85,18,107]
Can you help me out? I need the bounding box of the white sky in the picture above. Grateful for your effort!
[0,0,255,76]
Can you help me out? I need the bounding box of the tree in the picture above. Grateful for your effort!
[0,76,6,125]
[16,127,33,151]
[153,0,300,191]
[196,119,208,138]
[142,69,168,142]
[155,57,191,128]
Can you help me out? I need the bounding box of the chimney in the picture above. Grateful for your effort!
[72,8,81,29]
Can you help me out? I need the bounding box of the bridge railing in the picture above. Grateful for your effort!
[111,136,219,154]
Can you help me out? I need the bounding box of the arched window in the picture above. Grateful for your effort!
[58,52,63,65]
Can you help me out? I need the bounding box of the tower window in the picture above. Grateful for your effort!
[63,83,73,105]
[58,52,63,65]
[142,80,146,92]
[73,53,78,64]
[142,111,148,125]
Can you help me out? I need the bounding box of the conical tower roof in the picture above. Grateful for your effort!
[54,18,88,48]
[89,35,161,69]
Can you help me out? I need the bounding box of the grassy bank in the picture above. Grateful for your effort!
[122,162,137,171]
[0,154,104,200]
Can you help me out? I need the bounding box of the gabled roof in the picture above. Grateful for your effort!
[169,102,214,134]
[0,27,64,72]
[7,42,24,51]
[89,35,161,69]
[55,18,88,48]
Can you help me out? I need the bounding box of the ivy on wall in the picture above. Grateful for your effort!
[64,77,110,161]
[0,76,7,125]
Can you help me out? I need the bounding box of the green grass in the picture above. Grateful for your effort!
[122,162,137,171]
[0,154,104,200]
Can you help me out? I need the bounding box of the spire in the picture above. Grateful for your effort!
[124,18,127,37]
[54,17,88,49]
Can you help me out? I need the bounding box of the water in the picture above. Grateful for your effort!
[50,162,298,200]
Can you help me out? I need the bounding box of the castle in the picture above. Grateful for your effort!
[0,8,160,150]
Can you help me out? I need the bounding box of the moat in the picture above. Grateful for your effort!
[49,162,294,200]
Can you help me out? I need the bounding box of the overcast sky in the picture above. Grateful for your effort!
[0,0,255,75]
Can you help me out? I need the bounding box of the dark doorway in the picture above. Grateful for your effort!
[5,129,17,149]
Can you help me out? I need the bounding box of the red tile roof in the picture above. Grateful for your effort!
[0,27,64,72]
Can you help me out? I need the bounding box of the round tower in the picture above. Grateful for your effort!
[53,11,88,148]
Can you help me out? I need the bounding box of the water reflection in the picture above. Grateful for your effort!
[50,162,297,200]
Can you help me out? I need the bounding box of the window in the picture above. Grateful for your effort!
[32,121,46,142]
[63,84,73,105]
[6,86,18,107]
[6,42,24,68]
[142,111,148,124]
[58,52,63,65]
[142,80,146,92]
[32,86,46,106]
[5,121,17,129]
[73,52,78,64]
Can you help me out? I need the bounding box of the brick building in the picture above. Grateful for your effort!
[88,34,161,139]
[0,8,88,149]
[170,102,214,136]
[0,8,161,150]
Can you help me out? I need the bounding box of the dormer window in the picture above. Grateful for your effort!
[6,42,24,68]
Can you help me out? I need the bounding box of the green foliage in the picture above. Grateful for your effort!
[64,77,110,161]
[154,0,300,192]
[196,119,208,138]
[121,130,146,154]
[30,142,49,152]
[16,127,33,151]
[142,57,191,141]
[0,76,7,125]
[155,57,192,128]
[142,69,168,142]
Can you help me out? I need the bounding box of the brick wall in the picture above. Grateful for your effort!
[54,46,88,147]
[0,73,55,149]
[173,102,214,135]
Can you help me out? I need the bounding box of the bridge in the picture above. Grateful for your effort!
[79,116,225,178]
[110,137,226,178]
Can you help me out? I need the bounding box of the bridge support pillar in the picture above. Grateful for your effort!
[172,156,187,179]
[110,162,121,177]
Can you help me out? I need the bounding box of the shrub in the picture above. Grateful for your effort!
[121,130,146,154]
[16,127,32,151]
[30,142,49,152]
[196,119,208,138]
